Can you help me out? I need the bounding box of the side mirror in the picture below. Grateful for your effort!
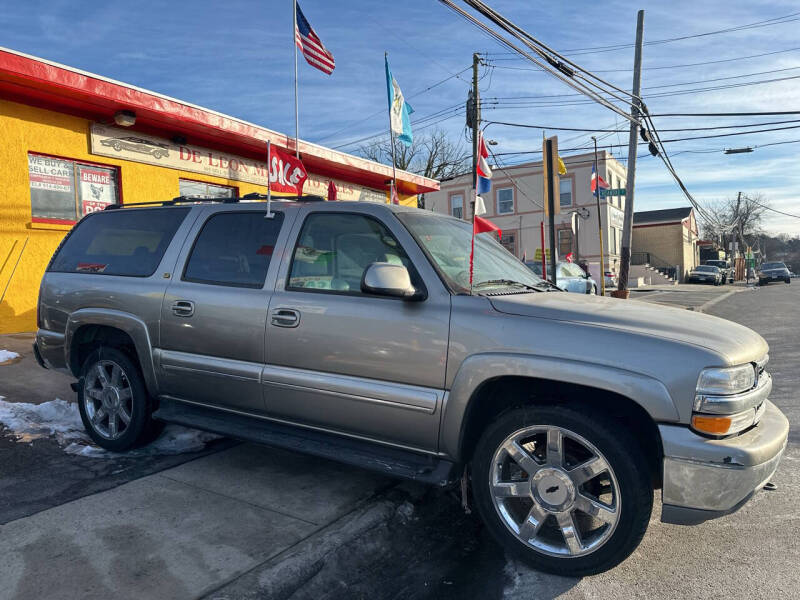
[361,263,423,300]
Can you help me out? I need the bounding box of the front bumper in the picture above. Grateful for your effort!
[658,400,789,525]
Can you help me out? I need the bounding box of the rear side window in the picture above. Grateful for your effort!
[49,208,190,276]
[183,211,285,288]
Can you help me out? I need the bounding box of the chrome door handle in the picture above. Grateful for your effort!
[172,300,195,317]
[271,308,300,328]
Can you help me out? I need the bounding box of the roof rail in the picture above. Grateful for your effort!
[104,194,326,210]
[240,193,325,202]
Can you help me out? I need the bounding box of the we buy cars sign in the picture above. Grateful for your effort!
[268,145,307,195]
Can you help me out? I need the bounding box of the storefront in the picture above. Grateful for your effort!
[0,47,438,333]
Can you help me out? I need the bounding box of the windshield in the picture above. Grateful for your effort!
[397,212,544,293]
[762,262,785,270]
[695,266,717,273]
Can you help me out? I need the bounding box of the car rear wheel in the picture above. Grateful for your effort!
[471,405,652,576]
[77,347,160,452]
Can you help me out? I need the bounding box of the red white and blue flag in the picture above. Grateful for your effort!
[476,132,492,195]
[295,3,335,75]
[590,164,609,193]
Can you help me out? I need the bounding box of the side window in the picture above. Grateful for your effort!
[288,213,411,294]
[49,208,189,276]
[450,194,463,219]
[183,211,284,288]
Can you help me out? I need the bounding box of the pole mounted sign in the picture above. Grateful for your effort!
[599,188,626,198]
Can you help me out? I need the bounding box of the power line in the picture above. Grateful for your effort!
[485,11,800,57]
[652,110,800,117]
[590,46,800,73]
[485,118,800,134]
[744,195,800,220]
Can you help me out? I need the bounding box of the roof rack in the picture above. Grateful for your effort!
[104,194,326,210]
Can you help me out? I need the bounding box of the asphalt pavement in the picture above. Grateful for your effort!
[0,283,797,599]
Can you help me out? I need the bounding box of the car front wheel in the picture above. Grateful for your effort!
[471,404,652,576]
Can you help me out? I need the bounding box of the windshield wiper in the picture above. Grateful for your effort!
[473,279,539,291]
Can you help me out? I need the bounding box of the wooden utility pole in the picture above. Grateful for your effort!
[543,137,558,284]
[470,52,480,222]
[615,9,644,298]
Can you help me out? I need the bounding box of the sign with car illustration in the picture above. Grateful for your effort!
[90,123,387,202]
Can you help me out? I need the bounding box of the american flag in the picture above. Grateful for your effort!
[295,3,335,75]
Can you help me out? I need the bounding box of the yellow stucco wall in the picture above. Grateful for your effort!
[0,99,415,334]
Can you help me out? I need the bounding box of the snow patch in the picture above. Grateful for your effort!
[0,349,21,363]
[0,397,220,458]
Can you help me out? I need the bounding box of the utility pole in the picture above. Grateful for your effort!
[470,52,481,223]
[543,137,558,285]
[615,9,644,298]
[592,136,606,296]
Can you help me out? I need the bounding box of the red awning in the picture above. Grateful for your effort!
[0,47,439,195]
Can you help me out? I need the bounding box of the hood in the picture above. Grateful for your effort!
[488,291,767,365]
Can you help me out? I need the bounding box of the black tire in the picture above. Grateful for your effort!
[471,404,652,576]
[77,347,159,452]
[785,278,791,284]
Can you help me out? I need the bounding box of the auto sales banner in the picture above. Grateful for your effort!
[90,123,385,200]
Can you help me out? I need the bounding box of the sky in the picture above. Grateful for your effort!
[2,0,799,235]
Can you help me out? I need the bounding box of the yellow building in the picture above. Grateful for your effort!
[632,207,699,282]
[0,47,438,334]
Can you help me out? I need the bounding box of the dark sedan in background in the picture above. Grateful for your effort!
[687,265,723,285]
[758,261,791,285]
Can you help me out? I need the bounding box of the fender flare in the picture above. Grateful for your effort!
[440,352,679,461]
[65,308,159,396]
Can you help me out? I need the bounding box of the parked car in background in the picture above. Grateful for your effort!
[758,262,791,285]
[526,261,597,294]
[703,259,732,283]
[34,200,788,576]
[604,270,617,289]
[687,265,723,285]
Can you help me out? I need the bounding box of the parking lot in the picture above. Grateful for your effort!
[1,282,797,600]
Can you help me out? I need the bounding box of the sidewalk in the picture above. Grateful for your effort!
[0,442,401,600]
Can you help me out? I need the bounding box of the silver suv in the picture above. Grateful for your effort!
[34,198,788,576]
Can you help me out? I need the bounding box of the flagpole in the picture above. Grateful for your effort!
[385,52,398,203]
[293,0,300,158]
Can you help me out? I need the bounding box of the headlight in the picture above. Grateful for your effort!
[696,364,755,396]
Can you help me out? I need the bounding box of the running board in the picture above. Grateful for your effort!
[152,398,458,486]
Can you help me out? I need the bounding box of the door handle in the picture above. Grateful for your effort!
[172,300,195,317]
[271,308,300,328]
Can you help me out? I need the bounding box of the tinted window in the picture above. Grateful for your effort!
[762,262,785,270]
[49,208,189,276]
[288,213,410,294]
[184,211,284,288]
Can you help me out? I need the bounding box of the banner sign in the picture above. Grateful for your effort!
[28,154,76,222]
[609,206,624,229]
[90,123,385,200]
[268,145,307,195]
[77,165,117,214]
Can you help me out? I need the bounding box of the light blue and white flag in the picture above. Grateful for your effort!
[385,56,414,147]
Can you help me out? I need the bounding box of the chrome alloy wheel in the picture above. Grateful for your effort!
[489,425,620,558]
[83,360,133,440]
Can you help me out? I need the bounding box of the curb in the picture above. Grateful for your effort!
[689,287,750,313]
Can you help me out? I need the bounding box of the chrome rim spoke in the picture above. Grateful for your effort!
[518,504,548,542]
[503,440,540,475]
[569,456,609,486]
[118,388,132,400]
[546,428,563,467]
[110,365,122,386]
[118,404,131,425]
[94,364,110,388]
[575,494,617,524]
[108,411,118,438]
[493,481,529,498]
[91,407,107,425]
[87,388,103,401]
[557,511,584,555]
